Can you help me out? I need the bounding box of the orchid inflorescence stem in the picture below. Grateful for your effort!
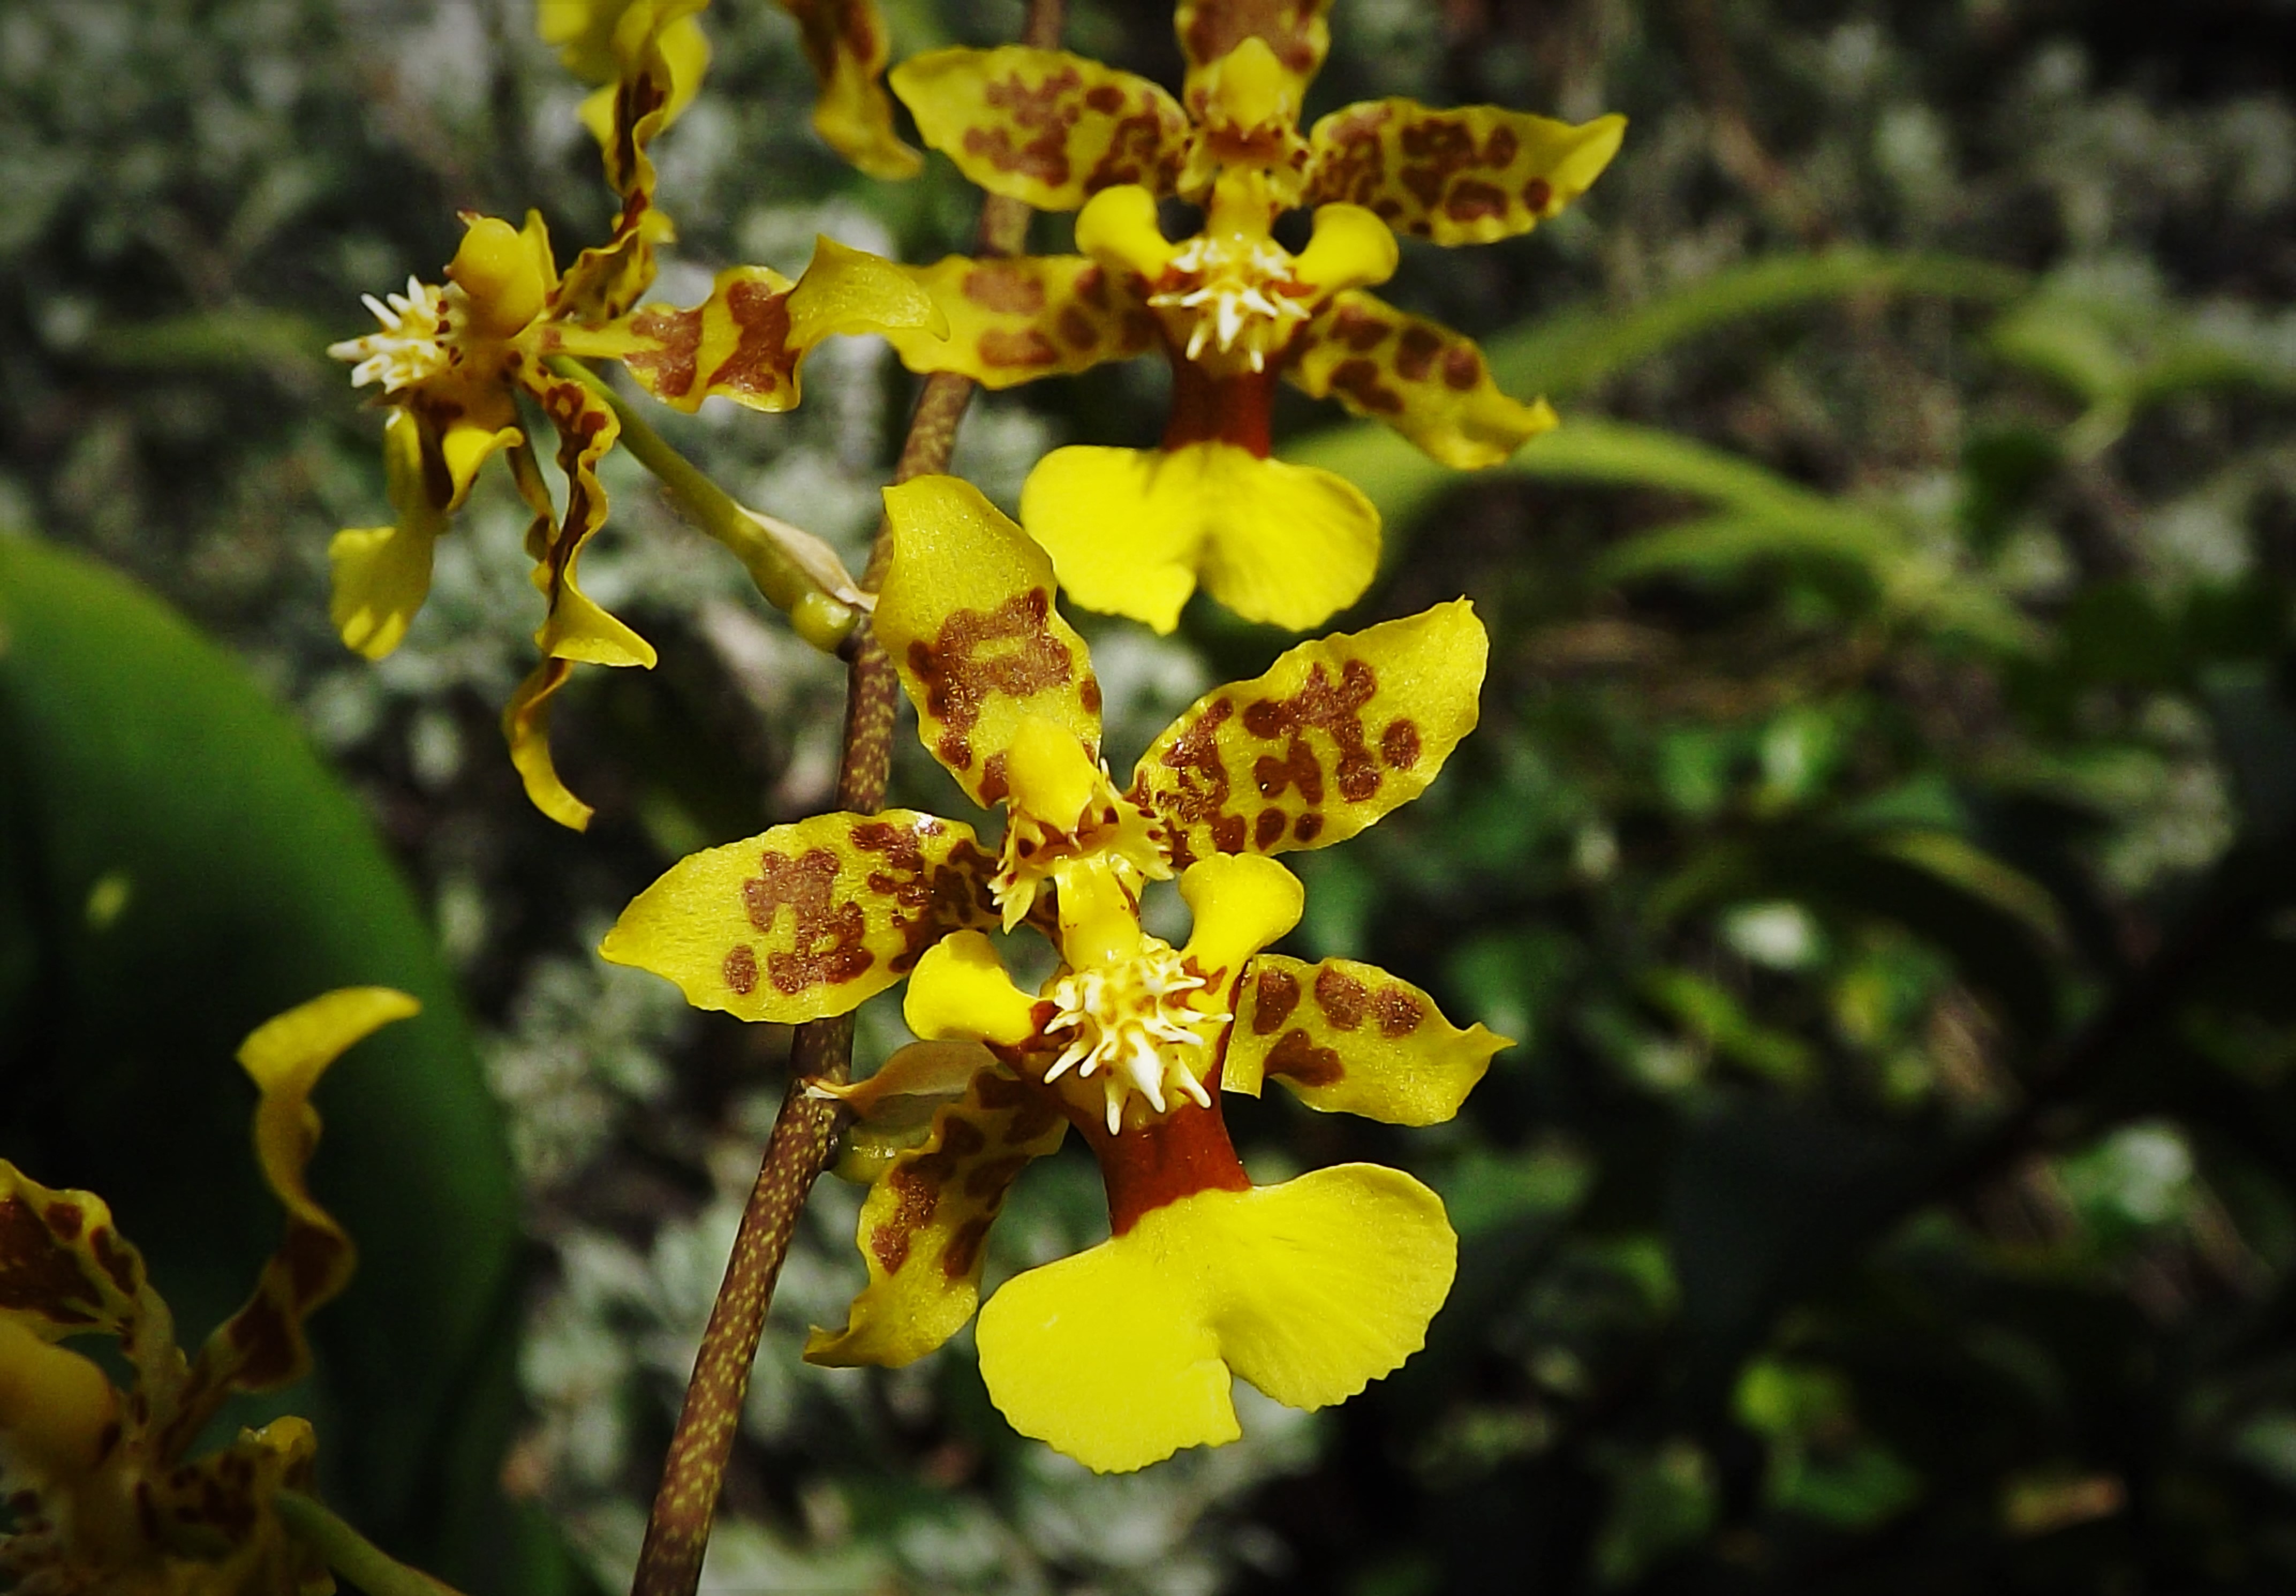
[623,4,1066,1593]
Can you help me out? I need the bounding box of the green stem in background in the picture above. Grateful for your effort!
[544,354,860,654]
[624,5,1063,1594]
[275,1491,465,1596]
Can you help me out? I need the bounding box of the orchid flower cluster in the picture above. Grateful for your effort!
[3,2,1621,1587]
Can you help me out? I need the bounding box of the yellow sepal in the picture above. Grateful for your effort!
[1289,290,1556,470]
[503,656,593,831]
[602,810,999,1020]
[1173,0,1332,123]
[329,409,448,661]
[577,0,711,187]
[774,0,922,179]
[975,1164,1455,1471]
[890,46,1190,210]
[183,989,419,1404]
[1225,955,1503,1124]
[805,1069,1065,1367]
[1128,599,1486,865]
[882,253,1154,389]
[540,0,707,121]
[554,238,942,414]
[877,475,1102,804]
[1019,442,1379,634]
[520,372,657,670]
[1306,101,1625,245]
[904,931,1043,1047]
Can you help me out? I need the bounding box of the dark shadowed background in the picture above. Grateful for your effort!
[5,0,2296,1591]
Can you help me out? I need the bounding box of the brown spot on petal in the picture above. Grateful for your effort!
[1329,301,1390,352]
[743,848,873,994]
[278,1224,343,1306]
[965,65,1085,187]
[1445,178,1510,224]
[1136,695,1237,868]
[1376,985,1427,1037]
[978,751,1010,805]
[1264,1028,1345,1087]
[1441,345,1482,391]
[962,262,1046,314]
[704,278,800,403]
[1252,967,1302,1034]
[977,328,1060,368]
[1315,966,1371,1030]
[623,303,703,398]
[225,1292,297,1387]
[1253,739,1324,805]
[0,1198,101,1324]
[1058,306,1100,350]
[1395,325,1441,382]
[907,587,1074,771]
[1326,357,1404,415]
[943,1215,994,1279]
[1255,807,1288,849]
[89,1228,138,1296]
[1183,0,1321,75]
[723,945,758,995]
[1381,717,1422,770]
[1292,812,1324,843]
[1522,176,1553,214]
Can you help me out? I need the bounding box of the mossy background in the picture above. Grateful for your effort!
[4,0,2296,1591]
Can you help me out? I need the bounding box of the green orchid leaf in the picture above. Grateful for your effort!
[0,535,550,1591]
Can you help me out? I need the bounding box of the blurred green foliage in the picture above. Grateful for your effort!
[4,0,2296,1592]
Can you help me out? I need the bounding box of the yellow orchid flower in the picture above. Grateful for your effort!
[330,0,938,830]
[0,989,417,1595]
[540,0,920,181]
[876,0,1625,633]
[602,476,1508,1470]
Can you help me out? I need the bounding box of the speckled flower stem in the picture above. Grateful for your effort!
[627,6,1062,1593]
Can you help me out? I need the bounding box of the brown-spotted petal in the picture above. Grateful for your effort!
[1306,101,1625,245]
[1225,955,1504,1124]
[1128,599,1486,866]
[774,0,922,179]
[0,1167,176,1402]
[553,237,941,414]
[522,369,656,671]
[170,989,417,1439]
[878,476,1102,806]
[553,1,709,322]
[1287,289,1556,470]
[882,254,1156,390]
[890,46,1190,210]
[1174,0,1331,116]
[601,810,1001,1022]
[804,1068,1067,1367]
